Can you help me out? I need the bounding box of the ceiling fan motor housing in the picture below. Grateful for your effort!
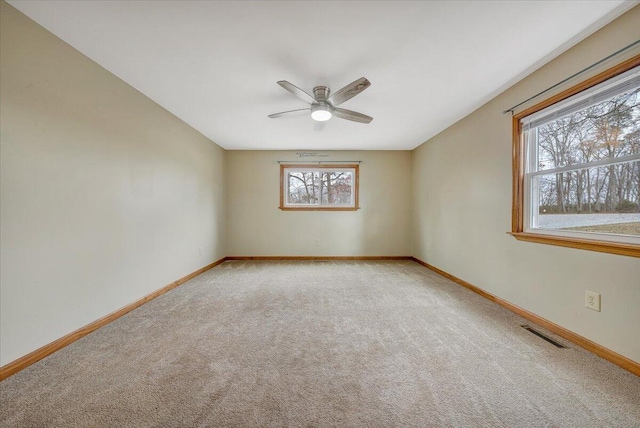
[313,86,331,102]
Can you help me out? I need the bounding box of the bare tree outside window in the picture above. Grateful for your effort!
[513,59,640,257]
[535,89,640,221]
[280,165,359,211]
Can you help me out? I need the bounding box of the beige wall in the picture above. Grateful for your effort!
[0,2,227,365]
[412,6,640,362]
[226,151,412,256]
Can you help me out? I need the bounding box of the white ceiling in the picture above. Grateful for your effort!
[8,1,636,150]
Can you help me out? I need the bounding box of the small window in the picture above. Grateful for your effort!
[512,57,640,258]
[280,164,359,211]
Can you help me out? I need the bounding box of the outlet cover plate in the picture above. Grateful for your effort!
[585,290,601,312]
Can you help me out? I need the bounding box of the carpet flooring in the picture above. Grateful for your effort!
[1,260,639,427]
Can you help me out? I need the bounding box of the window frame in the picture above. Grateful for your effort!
[511,54,640,258]
[279,164,360,211]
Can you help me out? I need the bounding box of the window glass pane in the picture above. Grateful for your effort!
[320,171,353,205]
[281,166,358,210]
[536,88,639,171]
[287,171,318,205]
[533,161,640,236]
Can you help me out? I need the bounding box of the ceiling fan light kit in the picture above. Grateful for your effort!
[310,104,332,122]
[269,77,373,124]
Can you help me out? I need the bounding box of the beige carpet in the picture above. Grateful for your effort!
[1,260,639,427]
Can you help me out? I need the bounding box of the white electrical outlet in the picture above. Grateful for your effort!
[585,290,601,312]
[314,239,320,247]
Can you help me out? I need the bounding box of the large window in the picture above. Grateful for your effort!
[512,56,640,257]
[280,164,359,211]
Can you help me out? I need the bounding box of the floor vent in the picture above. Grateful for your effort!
[521,325,567,348]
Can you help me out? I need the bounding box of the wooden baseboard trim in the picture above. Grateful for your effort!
[410,257,640,376]
[0,257,227,382]
[226,256,412,261]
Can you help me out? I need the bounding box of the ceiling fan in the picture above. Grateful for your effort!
[268,77,372,124]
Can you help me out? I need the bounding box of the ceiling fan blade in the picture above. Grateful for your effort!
[332,107,373,124]
[268,108,310,119]
[277,81,316,104]
[327,77,370,107]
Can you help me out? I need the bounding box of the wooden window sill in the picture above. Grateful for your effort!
[279,206,360,211]
[508,232,640,258]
